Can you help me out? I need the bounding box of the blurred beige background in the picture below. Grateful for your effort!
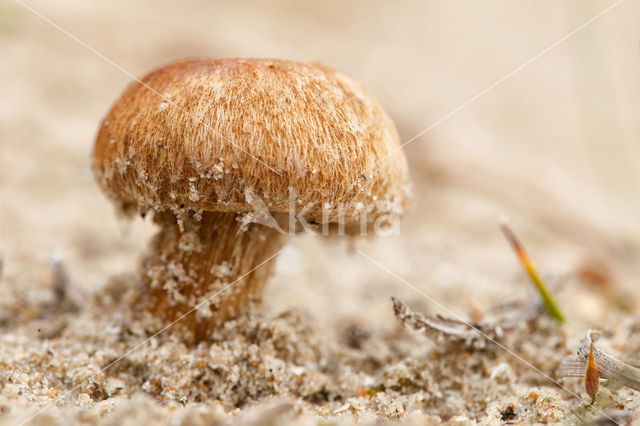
[1,0,639,332]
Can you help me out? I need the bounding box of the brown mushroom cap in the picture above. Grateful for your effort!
[93,58,410,225]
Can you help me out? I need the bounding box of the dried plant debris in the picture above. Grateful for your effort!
[579,410,634,426]
[584,335,600,403]
[391,296,543,349]
[557,330,640,393]
[47,253,80,313]
[0,254,79,332]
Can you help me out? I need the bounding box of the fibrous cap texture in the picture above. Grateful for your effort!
[93,58,410,223]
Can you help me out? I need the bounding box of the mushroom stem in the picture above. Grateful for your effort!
[140,210,286,342]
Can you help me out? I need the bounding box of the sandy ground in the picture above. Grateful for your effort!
[1,1,639,424]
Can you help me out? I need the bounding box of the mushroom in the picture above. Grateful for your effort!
[92,58,410,342]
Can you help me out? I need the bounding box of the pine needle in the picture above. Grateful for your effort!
[500,223,565,323]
